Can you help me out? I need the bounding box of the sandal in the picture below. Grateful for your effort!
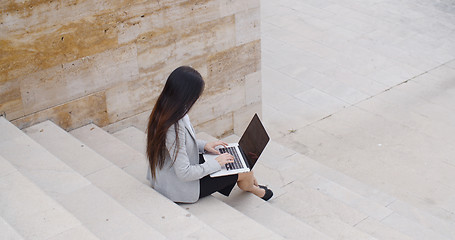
[259,185,273,201]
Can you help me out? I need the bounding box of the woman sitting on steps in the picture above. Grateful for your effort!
[146,66,273,203]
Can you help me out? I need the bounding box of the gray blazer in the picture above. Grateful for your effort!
[147,118,221,203]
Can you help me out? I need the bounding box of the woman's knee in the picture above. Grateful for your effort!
[238,171,254,181]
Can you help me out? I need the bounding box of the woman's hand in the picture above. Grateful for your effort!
[215,153,234,166]
[204,141,233,166]
[204,140,229,154]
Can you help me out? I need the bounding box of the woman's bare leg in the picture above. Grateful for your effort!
[237,171,266,198]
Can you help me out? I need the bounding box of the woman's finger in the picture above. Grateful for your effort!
[216,153,234,166]
[220,153,231,160]
[206,146,220,154]
[210,147,220,154]
[224,153,234,161]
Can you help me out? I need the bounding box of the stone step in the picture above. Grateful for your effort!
[212,188,333,240]
[265,139,455,236]
[224,133,455,239]
[111,126,147,153]
[282,180,424,240]
[182,196,284,240]
[195,131,334,240]
[0,215,24,240]
[0,118,165,240]
[304,173,421,239]
[71,124,148,185]
[223,133,395,204]
[25,120,230,240]
[255,169,376,239]
[254,162,418,240]
[113,125,289,240]
[73,124,272,240]
[264,140,397,206]
[115,126,315,240]
[283,176,370,226]
[353,217,414,240]
[219,134,380,239]
[117,127,337,240]
[302,173,393,220]
[286,153,455,239]
[300,172,455,239]
[385,200,455,240]
[0,155,98,240]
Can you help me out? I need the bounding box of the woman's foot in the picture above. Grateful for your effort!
[259,185,273,201]
[237,172,273,201]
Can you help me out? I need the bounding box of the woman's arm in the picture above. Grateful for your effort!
[196,139,207,154]
[166,122,221,182]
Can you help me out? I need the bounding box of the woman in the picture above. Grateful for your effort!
[146,66,273,203]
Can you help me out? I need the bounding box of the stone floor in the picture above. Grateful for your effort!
[261,0,455,221]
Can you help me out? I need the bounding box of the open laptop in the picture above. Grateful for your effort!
[204,114,270,177]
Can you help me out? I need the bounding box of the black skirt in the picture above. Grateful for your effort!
[199,154,238,199]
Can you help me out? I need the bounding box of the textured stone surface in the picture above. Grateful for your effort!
[18,45,139,115]
[194,112,234,138]
[70,123,230,239]
[0,118,166,240]
[0,80,23,119]
[261,0,455,236]
[12,92,109,131]
[0,155,98,240]
[1,0,261,136]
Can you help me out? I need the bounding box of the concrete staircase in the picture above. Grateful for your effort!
[1,116,454,239]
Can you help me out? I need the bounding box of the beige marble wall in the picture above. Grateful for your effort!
[0,0,261,137]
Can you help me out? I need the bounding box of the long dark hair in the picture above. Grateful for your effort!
[146,66,205,179]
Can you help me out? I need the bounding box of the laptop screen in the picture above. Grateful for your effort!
[238,114,270,169]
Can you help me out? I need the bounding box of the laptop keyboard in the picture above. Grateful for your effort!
[219,147,243,170]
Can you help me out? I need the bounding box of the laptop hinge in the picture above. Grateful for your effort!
[239,148,251,170]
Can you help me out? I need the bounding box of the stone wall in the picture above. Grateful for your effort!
[0,0,261,138]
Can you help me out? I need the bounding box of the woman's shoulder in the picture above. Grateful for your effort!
[175,117,186,128]
[166,118,185,134]
[166,118,187,145]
